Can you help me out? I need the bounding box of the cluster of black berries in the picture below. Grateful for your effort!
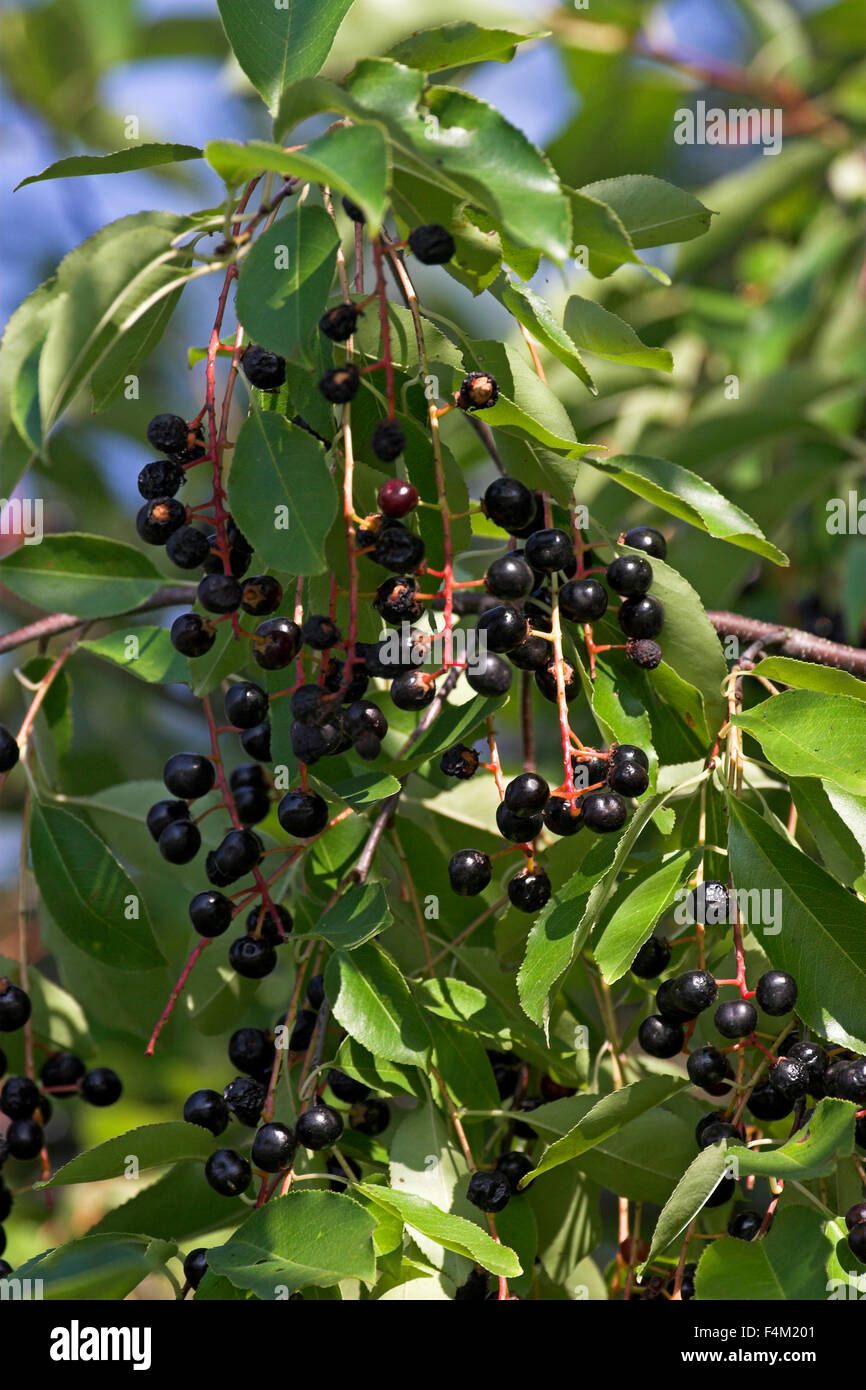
[445,744,649,908]
[0,1012,120,1270]
[0,727,20,774]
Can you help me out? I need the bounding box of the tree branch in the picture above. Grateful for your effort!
[707,611,866,678]
[0,585,197,655]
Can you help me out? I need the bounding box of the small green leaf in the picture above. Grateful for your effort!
[357,1184,521,1278]
[80,625,191,685]
[594,850,700,984]
[695,1205,831,1301]
[40,1122,216,1187]
[330,772,402,809]
[581,174,714,248]
[750,656,866,702]
[727,1099,856,1180]
[0,533,163,618]
[385,22,548,71]
[489,275,594,390]
[11,1234,168,1300]
[297,881,392,949]
[564,297,672,372]
[734,689,866,796]
[640,1145,729,1268]
[30,802,165,972]
[234,205,338,363]
[325,941,431,1066]
[15,143,202,190]
[216,0,354,115]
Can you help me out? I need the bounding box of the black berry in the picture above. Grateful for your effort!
[0,983,31,1033]
[390,670,436,710]
[638,1015,684,1058]
[408,223,455,264]
[371,420,406,462]
[327,1070,370,1103]
[277,789,329,838]
[223,1075,266,1127]
[496,802,541,843]
[318,364,360,403]
[448,849,492,896]
[728,1210,763,1241]
[189,890,233,938]
[225,682,269,730]
[746,1083,793,1122]
[483,477,534,531]
[319,302,361,342]
[229,1028,276,1077]
[525,528,574,574]
[768,1057,810,1100]
[6,1118,44,1160]
[146,799,189,842]
[138,459,183,500]
[440,744,480,780]
[183,1248,208,1290]
[158,819,201,864]
[252,1122,297,1172]
[507,868,551,913]
[755,971,798,1016]
[670,970,718,1015]
[543,795,582,836]
[204,1148,251,1196]
[40,1052,85,1090]
[378,478,418,518]
[349,1098,390,1135]
[686,881,730,926]
[608,761,649,797]
[240,575,283,617]
[466,1170,510,1213]
[496,1151,534,1193]
[687,1046,728,1088]
[164,752,215,800]
[228,936,277,979]
[0,1076,40,1119]
[466,652,513,696]
[252,617,301,670]
[623,526,667,559]
[558,577,608,622]
[240,722,271,763]
[81,1067,122,1106]
[631,936,671,979]
[581,792,627,833]
[606,555,653,596]
[714,999,758,1039]
[183,1089,229,1135]
[146,413,191,456]
[626,638,663,669]
[457,372,498,411]
[485,554,534,600]
[241,344,286,390]
[295,1101,344,1150]
[136,496,187,545]
[619,595,664,639]
[170,612,215,657]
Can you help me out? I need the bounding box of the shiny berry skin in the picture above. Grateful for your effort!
[205,1149,251,1197]
[224,682,268,730]
[524,528,574,573]
[390,670,436,711]
[457,371,498,411]
[608,761,649,797]
[746,1083,793,1121]
[466,1170,511,1213]
[496,802,542,843]
[508,634,551,671]
[213,828,263,880]
[483,477,534,531]
[631,936,671,979]
[230,764,266,792]
[246,902,292,944]
[240,576,283,617]
[344,700,387,741]
[223,1076,266,1127]
[408,223,455,264]
[504,772,550,817]
[290,685,329,727]
[618,595,664,639]
[786,1041,827,1090]
[466,652,513,696]
[558,577,608,622]
[671,969,718,1015]
[40,1052,85,1090]
[572,754,608,791]
[7,1118,44,1159]
[623,526,667,559]
[496,1151,534,1192]
[440,744,480,780]
[755,970,798,1016]
[638,1015,684,1058]
[542,795,583,836]
[687,1045,728,1088]
[697,1121,743,1150]
[318,364,359,403]
[234,786,270,826]
[848,1223,866,1262]
[296,1101,344,1150]
[840,1058,866,1104]
[581,792,627,833]
[378,478,418,518]
[350,1098,390,1135]
[277,789,329,838]
[448,849,492,896]
[371,420,406,462]
[81,1067,122,1106]
[327,1070,370,1103]
[240,723,271,763]
[319,302,361,342]
[606,555,653,596]
[714,1000,758,1039]
[188,890,233,939]
[145,800,189,843]
[136,496,187,545]
[507,868,551,914]
[656,978,695,1022]
[302,616,341,652]
[535,656,579,704]
[252,617,302,670]
[626,638,663,669]
[0,1076,40,1119]
[373,522,425,572]
[611,744,649,771]
[229,1028,276,1079]
[0,983,31,1033]
[228,936,277,979]
[183,1089,229,1135]
[845,1201,866,1231]
[686,880,729,926]
[768,1056,809,1100]
[484,554,534,600]
[252,1122,297,1172]
[164,752,215,800]
[728,1210,764,1241]
[138,459,184,500]
[197,572,242,614]
[158,819,201,864]
[183,1248,208,1290]
[146,413,191,456]
[241,344,286,390]
[170,611,216,656]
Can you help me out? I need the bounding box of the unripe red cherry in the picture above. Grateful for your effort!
[378,478,419,519]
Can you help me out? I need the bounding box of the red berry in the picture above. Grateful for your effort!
[378,478,419,519]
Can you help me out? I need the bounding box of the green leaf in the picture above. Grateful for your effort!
[695,1205,831,1301]
[563,297,672,372]
[459,339,585,455]
[40,1122,216,1187]
[789,777,866,885]
[38,212,195,428]
[208,124,388,230]
[581,175,714,248]
[15,142,202,190]
[428,1014,500,1113]
[330,772,401,809]
[641,1145,729,1268]
[728,797,866,1052]
[90,1162,246,1241]
[728,1099,856,1181]
[227,412,337,575]
[523,1075,690,1185]
[385,22,547,71]
[734,689,866,796]
[80,625,191,685]
[297,881,391,949]
[0,533,162,618]
[0,277,60,480]
[384,690,507,775]
[216,0,353,115]
[750,656,866,701]
[207,1191,376,1298]
[489,275,594,390]
[11,1234,169,1300]
[234,205,338,362]
[325,941,431,1065]
[20,654,73,762]
[594,850,700,984]
[29,802,165,972]
[357,1184,521,1278]
[0,953,92,1056]
[587,454,788,565]
[567,186,661,282]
